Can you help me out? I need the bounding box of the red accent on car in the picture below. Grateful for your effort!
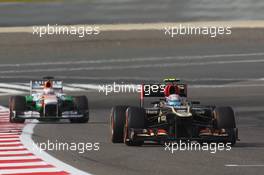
[157,129,167,135]
[164,85,178,97]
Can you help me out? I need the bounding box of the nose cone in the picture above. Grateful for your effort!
[44,96,58,105]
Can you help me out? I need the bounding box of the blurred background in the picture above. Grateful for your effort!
[0,0,263,26]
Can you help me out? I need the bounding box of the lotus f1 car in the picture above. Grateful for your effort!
[110,78,238,146]
[9,77,89,123]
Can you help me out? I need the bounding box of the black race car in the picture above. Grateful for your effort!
[110,78,238,146]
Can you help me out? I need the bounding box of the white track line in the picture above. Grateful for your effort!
[0,150,30,155]
[1,58,264,74]
[0,79,263,97]
[0,107,8,111]
[191,84,264,88]
[0,52,263,69]
[0,83,29,90]
[0,142,21,145]
[0,93,16,96]
[0,88,25,94]
[0,20,264,33]
[69,84,102,90]
[0,146,25,150]
[69,82,264,92]
[0,75,260,81]
[0,168,64,174]
[225,164,264,167]
[0,156,38,160]
[1,81,261,97]
[0,133,21,136]
[0,162,48,167]
[62,86,85,92]
[21,121,92,175]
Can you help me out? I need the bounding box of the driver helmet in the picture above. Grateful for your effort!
[166,94,181,107]
[43,80,54,95]
[44,80,52,88]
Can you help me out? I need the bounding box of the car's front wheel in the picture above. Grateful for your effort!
[124,107,145,146]
[214,106,237,145]
[9,96,26,123]
[110,106,128,143]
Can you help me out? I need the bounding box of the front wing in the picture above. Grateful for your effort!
[126,128,238,143]
[13,111,86,119]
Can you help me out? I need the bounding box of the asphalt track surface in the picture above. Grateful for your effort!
[0,28,264,175]
[1,0,264,26]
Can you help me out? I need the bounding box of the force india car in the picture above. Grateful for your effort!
[9,77,89,123]
[110,78,238,146]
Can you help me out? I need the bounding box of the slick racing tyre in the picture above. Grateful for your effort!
[70,96,89,123]
[9,96,26,123]
[213,106,237,145]
[124,107,145,146]
[110,106,128,143]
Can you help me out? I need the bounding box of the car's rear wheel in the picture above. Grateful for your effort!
[214,106,237,145]
[70,96,89,123]
[124,107,145,146]
[9,96,26,123]
[110,106,128,143]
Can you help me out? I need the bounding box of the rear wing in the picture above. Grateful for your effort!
[140,83,187,107]
[30,80,63,95]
